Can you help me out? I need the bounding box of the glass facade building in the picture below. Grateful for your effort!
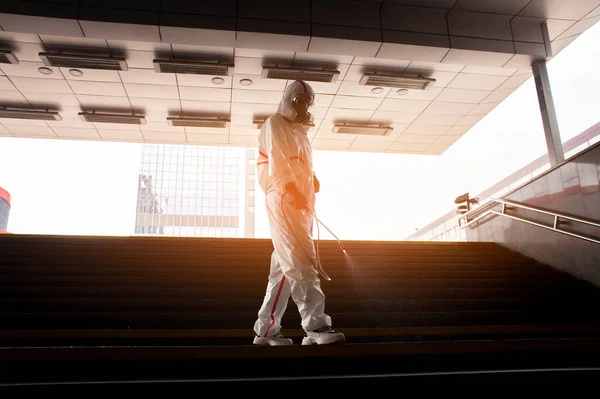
[134,144,255,238]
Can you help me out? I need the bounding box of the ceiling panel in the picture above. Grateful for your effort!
[423,101,476,115]
[436,88,492,103]
[404,124,451,135]
[77,95,133,110]
[378,98,431,113]
[0,90,28,103]
[181,100,231,114]
[70,81,126,96]
[386,86,443,101]
[370,110,421,124]
[120,69,176,85]
[60,68,121,83]
[413,113,463,125]
[348,141,391,152]
[40,34,109,52]
[232,75,287,91]
[10,77,72,94]
[330,95,383,110]
[0,62,64,80]
[0,77,16,91]
[447,73,508,90]
[232,89,283,104]
[143,131,187,143]
[311,137,354,151]
[395,134,440,144]
[176,74,234,88]
[338,81,392,97]
[179,87,232,102]
[98,129,144,141]
[402,68,459,88]
[518,0,600,20]
[387,141,430,152]
[187,133,230,145]
[229,135,258,147]
[7,125,56,137]
[53,127,101,139]
[124,83,179,99]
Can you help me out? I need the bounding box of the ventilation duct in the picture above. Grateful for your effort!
[0,50,18,65]
[153,60,234,76]
[79,112,145,125]
[262,66,340,83]
[167,116,230,128]
[253,119,315,129]
[332,123,393,136]
[359,72,435,90]
[0,108,61,121]
[39,52,128,71]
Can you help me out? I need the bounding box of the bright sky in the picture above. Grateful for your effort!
[1,21,599,240]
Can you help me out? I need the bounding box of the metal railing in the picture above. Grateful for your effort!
[458,198,600,245]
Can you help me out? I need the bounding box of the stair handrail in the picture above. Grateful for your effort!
[458,197,600,245]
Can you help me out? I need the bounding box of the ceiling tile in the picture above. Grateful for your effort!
[550,35,579,55]
[232,75,287,91]
[330,95,383,110]
[143,131,187,143]
[312,137,354,151]
[518,0,600,20]
[323,108,375,123]
[423,143,449,155]
[61,68,121,83]
[77,95,132,110]
[351,56,411,69]
[370,110,420,124]
[230,102,278,116]
[349,141,392,152]
[124,83,179,99]
[120,69,176,85]
[461,65,517,76]
[93,122,140,131]
[0,76,16,91]
[10,42,46,63]
[11,77,72,94]
[555,15,600,40]
[160,26,236,47]
[395,134,440,144]
[293,52,354,65]
[117,50,156,70]
[308,37,381,58]
[99,129,144,141]
[106,40,171,53]
[377,43,449,63]
[405,124,451,135]
[338,81,391,97]
[406,61,465,72]
[24,92,81,108]
[237,31,310,52]
[40,34,109,52]
[70,81,127,96]
[436,88,492,103]
[435,134,463,144]
[80,20,160,42]
[469,102,501,115]
[443,44,513,67]
[233,89,283,104]
[402,68,458,88]
[53,127,100,139]
[414,114,463,125]
[454,0,531,15]
[235,49,296,59]
[129,97,181,112]
[179,86,231,102]
[545,19,578,41]
[303,81,343,95]
[510,17,545,43]
[313,94,335,108]
[423,101,476,115]
[185,127,231,135]
[181,100,231,114]
[46,118,90,129]
[496,73,532,90]
[187,133,230,145]
[230,114,253,126]
[171,44,234,61]
[176,74,233,88]
[378,98,431,113]
[0,62,64,80]
[230,125,258,136]
[387,142,429,152]
[1,118,47,126]
[141,121,185,133]
[229,135,259,147]
[446,125,473,135]
[456,114,486,126]
[447,73,508,90]
[481,88,515,103]
[0,14,83,36]
[386,86,443,101]
[0,125,13,136]
[385,0,457,7]
[0,32,41,43]
[0,90,28,103]
[7,125,56,137]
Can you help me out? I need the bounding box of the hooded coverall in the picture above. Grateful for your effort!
[253,81,332,337]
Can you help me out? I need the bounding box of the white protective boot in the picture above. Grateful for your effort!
[253,334,294,346]
[302,326,345,345]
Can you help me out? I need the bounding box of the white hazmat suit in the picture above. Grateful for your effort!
[253,81,345,346]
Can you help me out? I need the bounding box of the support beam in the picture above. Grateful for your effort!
[532,59,564,166]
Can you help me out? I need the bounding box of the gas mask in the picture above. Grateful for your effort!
[291,93,313,124]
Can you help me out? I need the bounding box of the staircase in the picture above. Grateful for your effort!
[1,234,600,387]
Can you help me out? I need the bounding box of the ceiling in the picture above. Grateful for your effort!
[0,0,599,155]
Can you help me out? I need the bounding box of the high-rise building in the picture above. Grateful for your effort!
[134,144,256,238]
[0,187,11,234]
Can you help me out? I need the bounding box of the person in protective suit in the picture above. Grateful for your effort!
[252,81,345,346]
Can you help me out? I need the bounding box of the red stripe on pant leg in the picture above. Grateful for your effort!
[264,275,286,337]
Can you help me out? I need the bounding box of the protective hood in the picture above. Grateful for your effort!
[278,80,315,122]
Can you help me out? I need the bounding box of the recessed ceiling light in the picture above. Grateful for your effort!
[211,77,225,85]
[69,69,83,77]
[239,78,253,86]
[371,87,384,94]
[37,67,53,75]
[396,88,409,96]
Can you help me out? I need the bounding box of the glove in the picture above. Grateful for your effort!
[314,175,320,193]
[285,183,310,211]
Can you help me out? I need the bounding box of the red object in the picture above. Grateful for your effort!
[0,187,10,205]
[264,275,286,337]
